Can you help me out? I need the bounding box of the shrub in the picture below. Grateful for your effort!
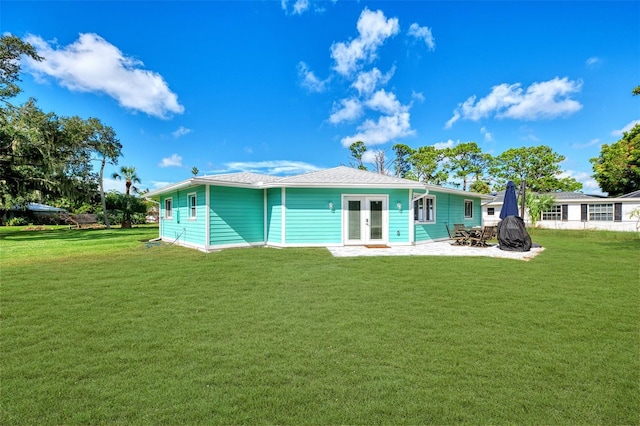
[6,217,29,226]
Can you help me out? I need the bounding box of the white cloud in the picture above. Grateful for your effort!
[331,8,399,76]
[222,160,320,175]
[159,154,183,168]
[433,139,455,150]
[297,61,328,93]
[408,23,435,50]
[561,170,604,195]
[351,66,394,96]
[411,90,425,103]
[365,89,405,116]
[444,110,460,129]
[586,56,601,67]
[172,126,192,138]
[612,119,640,136]
[480,126,493,142]
[102,177,126,193]
[281,0,310,15]
[150,180,171,189]
[340,111,414,147]
[446,77,583,127]
[571,138,600,149]
[24,33,184,119]
[329,98,363,124]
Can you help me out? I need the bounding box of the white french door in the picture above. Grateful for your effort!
[343,196,388,245]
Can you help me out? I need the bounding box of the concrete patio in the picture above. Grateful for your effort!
[327,240,544,261]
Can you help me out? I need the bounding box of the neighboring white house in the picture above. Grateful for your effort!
[482,190,640,232]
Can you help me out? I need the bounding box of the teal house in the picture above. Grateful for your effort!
[145,166,487,251]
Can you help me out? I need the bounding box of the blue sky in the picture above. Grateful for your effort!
[3,1,639,195]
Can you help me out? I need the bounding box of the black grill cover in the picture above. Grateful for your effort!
[497,216,532,252]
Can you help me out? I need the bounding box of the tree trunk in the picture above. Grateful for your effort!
[99,157,110,229]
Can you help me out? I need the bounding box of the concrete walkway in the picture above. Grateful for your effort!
[327,240,544,261]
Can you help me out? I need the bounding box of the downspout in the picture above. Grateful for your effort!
[263,188,267,245]
[205,185,211,250]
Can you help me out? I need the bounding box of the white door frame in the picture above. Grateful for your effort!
[342,195,388,245]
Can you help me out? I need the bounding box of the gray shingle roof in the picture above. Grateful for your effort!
[619,190,640,198]
[202,172,281,185]
[275,166,423,187]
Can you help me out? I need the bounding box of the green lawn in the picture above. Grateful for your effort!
[1,226,638,424]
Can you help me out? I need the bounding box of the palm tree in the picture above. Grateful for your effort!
[111,166,141,228]
[112,166,140,196]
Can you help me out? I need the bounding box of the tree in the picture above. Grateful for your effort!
[590,124,640,196]
[348,141,368,170]
[445,142,483,191]
[0,35,43,102]
[112,166,141,196]
[409,145,448,184]
[191,166,199,176]
[371,149,391,174]
[633,86,640,96]
[104,191,147,228]
[392,143,414,178]
[492,145,582,217]
[86,119,121,229]
[525,193,556,229]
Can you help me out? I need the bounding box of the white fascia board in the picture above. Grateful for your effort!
[425,184,493,199]
[145,178,263,198]
[262,182,426,190]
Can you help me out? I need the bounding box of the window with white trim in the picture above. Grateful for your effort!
[188,193,197,219]
[589,203,613,221]
[464,200,473,218]
[164,198,173,219]
[541,204,562,221]
[414,195,435,222]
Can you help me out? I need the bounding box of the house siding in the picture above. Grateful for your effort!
[415,191,483,243]
[284,188,342,244]
[210,186,264,246]
[159,186,207,248]
[266,188,282,244]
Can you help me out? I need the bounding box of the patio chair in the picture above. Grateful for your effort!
[450,223,470,245]
[469,225,497,247]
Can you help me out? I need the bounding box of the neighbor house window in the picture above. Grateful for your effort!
[164,198,173,219]
[487,207,495,216]
[541,204,562,221]
[464,200,473,218]
[414,196,435,222]
[188,193,197,219]
[589,203,613,221]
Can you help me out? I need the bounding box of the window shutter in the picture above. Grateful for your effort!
[581,204,588,222]
[614,203,622,222]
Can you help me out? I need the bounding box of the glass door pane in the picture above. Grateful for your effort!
[369,200,383,240]
[348,200,361,240]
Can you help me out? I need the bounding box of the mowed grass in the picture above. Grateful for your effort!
[1,226,638,424]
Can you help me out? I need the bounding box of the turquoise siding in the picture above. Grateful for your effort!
[210,186,264,246]
[414,191,483,242]
[386,189,411,244]
[266,188,282,244]
[284,188,412,244]
[284,188,342,244]
[159,186,207,247]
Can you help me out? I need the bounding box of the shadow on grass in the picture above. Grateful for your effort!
[0,226,157,242]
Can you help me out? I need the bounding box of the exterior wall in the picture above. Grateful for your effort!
[159,186,207,249]
[283,187,412,245]
[210,186,264,247]
[483,200,640,232]
[283,188,343,245]
[266,188,282,244]
[415,191,483,243]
